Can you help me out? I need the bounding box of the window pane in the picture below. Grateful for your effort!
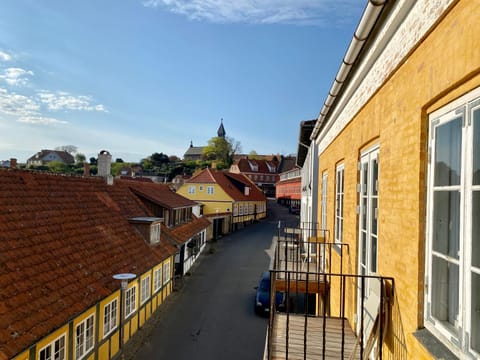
[372,157,378,196]
[474,108,480,185]
[432,256,459,327]
[371,198,378,236]
[370,237,377,273]
[362,163,368,195]
[433,191,460,259]
[473,191,480,268]
[434,117,462,186]
[471,272,480,353]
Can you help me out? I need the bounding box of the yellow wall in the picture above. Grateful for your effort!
[317,1,480,358]
[177,182,233,215]
[35,325,69,360]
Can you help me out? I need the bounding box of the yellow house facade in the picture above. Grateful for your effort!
[309,1,480,359]
[177,168,267,236]
[11,257,174,360]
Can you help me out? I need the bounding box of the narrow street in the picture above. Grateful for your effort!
[127,200,297,360]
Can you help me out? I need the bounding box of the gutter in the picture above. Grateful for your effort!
[311,0,387,140]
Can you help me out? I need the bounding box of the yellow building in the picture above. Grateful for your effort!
[265,1,480,359]
[177,168,267,237]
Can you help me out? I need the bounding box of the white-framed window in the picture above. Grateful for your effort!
[233,204,238,216]
[188,185,195,194]
[321,172,328,230]
[425,88,480,358]
[141,275,151,305]
[75,314,94,359]
[335,164,344,245]
[103,298,117,338]
[163,261,171,285]
[199,185,204,191]
[153,268,162,293]
[39,334,66,360]
[207,186,214,195]
[125,286,136,318]
[239,204,243,215]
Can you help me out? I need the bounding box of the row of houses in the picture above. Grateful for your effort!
[265,1,479,359]
[0,156,267,359]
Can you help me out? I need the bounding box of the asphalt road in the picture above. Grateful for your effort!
[130,200,297,360]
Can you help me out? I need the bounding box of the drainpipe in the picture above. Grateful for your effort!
[311,0,387,140]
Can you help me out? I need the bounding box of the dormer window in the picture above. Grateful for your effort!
[266,162,276,173]
[248,160,258,172]
[128,217,163,245]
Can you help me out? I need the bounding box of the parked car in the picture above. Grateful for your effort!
[289,205,300,215]
[254,271,285,315]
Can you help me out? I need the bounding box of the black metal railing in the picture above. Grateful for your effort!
[266,270,395,360]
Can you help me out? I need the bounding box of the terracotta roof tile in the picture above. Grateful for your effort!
[186,169,266,202]
[169,216,211,245]
[0,169,179,359]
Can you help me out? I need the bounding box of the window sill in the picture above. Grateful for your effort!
[413,328,458,360]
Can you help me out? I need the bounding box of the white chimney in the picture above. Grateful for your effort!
[97,150,112,179]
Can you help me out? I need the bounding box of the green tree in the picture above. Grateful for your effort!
[202,136,241,168]
[75,153,86,164]
[248,150,260,159]
[47,161,69,173]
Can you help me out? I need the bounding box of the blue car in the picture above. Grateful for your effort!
[254,271,285,315]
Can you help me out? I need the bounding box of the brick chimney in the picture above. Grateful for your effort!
[9,158,17,169]
[83,162,90,177]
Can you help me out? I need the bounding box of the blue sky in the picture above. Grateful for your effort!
[0,0,365,163]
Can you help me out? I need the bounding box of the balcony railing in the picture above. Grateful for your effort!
[266,271,394,360]
[266,222,395,360]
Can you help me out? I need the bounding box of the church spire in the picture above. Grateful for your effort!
[217,118,226,138]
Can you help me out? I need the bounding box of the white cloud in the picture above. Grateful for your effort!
[0,88,40,117]
[0,87,66,125]
[0,67,34,86]
[37,91,108,112]
[142,0,358,26]
[0,50,12,62]
[17,116,67,125]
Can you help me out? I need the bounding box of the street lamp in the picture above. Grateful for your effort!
[113,273,136,358]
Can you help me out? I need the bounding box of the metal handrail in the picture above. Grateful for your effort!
[266,270,395,360]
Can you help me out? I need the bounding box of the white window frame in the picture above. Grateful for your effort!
[75,314,94,360]
[321,172,328,230]
[39,334,66,360]
[335,164,344,245]
[239,204,243,216]
[425,87,480,358]
[140,275,151,305]
[188,185,195,194]
[153,268,162,293]
[103,298,118,338]
[163,261,171,285]
[125,285,136,318]
[207,186,214,195]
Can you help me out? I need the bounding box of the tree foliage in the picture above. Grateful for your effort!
[75,153,86,163]
[202,136,241,168]
[55,145,78,154]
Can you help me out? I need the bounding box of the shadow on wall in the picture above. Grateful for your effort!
[384,292,408,359]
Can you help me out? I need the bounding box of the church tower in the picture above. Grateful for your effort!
[217,118,226,138]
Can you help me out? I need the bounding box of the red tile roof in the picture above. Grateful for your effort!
[169,216,211,245]
[120,179,197,209]
[232,158,278,174]
[186,168,266,202]
[0,170,178,359]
